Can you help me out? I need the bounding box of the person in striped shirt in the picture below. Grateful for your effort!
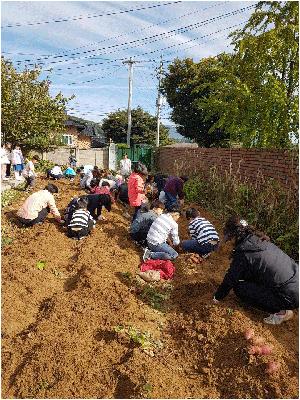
[182,208,219,257]
[67,197,95,240]
[143,205,181,261]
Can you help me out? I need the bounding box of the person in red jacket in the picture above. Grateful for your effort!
[128,162,148,221]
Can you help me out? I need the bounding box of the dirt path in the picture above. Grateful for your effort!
[1,178,298,399]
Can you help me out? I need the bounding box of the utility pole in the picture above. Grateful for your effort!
[123,57,136,147]
[156,55,163,147]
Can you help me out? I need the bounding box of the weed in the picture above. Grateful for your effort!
[184,168,298,260]
[140,285,170,311]
[1,184,25,208]
[114,325,163,355]
[120,271,133,281]
[36,260,46,271]
[143,382,153,397]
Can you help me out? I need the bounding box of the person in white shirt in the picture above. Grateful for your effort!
[47,165,63,180]
[11,145,24,180]
[143,205,181,261]
[1,144,10,181]
[120,153,132,178]
[22,155,40,191]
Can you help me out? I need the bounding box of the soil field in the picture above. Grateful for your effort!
[1,177,299,399]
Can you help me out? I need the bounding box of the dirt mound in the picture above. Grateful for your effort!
[1,178,298,398]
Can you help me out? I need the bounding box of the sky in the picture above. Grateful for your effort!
[1,0,257,134]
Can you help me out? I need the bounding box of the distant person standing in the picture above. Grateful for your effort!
[1,143,10,181]
[69,153,77,168]
[120,153,132,178]
[11,144,24,181]
[5,142,12,178]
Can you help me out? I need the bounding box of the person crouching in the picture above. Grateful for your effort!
[67,197,95,240]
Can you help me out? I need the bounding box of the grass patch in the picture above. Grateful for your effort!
[120,271,173,311]
[184,167,298,260]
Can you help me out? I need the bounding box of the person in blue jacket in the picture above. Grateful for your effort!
[213,215,298,325]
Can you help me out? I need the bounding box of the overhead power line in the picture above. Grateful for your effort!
[2,1,182,28]
[4,1,227,58]
[12,4,254,67]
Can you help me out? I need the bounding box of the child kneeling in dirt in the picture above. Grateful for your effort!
[143,205,181,261]
[130,200,165,246]
[86,193,112,220]
[17,184,62,226]
[182,208,219,259]
[67,197,95,240]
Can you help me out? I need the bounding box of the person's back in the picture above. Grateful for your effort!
[67,197,95,239]
[147,212,179,246]
[130,210,157,235]
[18,190,55,219]
[128,172,145,206]
[118,182,129,204]
[235,234,298,293]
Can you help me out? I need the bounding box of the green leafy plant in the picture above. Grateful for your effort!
[35,159,55,173]
[140,285,171,311]
[36,260,46,271]
[114,325,163,355]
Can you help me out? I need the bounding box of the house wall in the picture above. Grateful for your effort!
[155,147,298,189]
[64,126,91,149]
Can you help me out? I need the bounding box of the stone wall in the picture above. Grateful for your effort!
[43,148,109,168]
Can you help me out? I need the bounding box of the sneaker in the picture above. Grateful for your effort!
[263,310,294,325]
[2,177,9,181]
[143,248,151,262]
[202,252,211,259]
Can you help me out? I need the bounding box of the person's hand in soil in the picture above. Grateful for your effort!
[212,296,220,304]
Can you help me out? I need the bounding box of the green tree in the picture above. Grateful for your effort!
[201,1,299,148]
[160,55,231,147]
[1,58,73,152]
[101,106,173,146]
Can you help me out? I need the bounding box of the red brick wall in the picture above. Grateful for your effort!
[155,147,298,189]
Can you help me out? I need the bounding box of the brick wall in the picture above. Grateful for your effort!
[155,147,298,189]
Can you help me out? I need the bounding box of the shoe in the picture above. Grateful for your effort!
[263,310,294,325]
[2,177,9,181]
[143,248,151,262]
[202,252,211,259]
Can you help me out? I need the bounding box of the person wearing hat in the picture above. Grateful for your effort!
[128,161,148,221]
[213,215,298,325]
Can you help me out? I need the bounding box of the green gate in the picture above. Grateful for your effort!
[117,144,153,171]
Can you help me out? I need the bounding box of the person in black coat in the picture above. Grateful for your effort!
[213,215,298,325]
[86,193,112,220]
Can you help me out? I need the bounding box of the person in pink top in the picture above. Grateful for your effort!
[128,162,148,221]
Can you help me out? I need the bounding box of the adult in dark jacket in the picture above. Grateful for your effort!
[213,216,298,325]
[164,175,188,211]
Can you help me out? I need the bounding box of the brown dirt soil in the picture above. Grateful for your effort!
[1,177,299,399]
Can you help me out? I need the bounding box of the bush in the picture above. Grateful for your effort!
[184,168,298,260]
[35,159,55,173]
